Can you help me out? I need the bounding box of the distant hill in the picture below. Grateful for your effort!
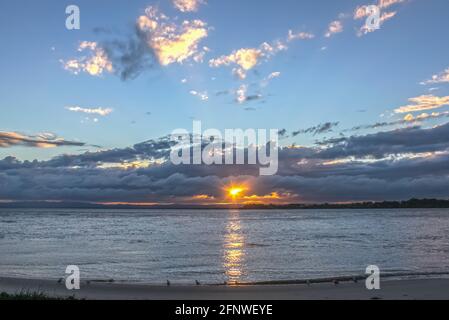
[1,198,449,210]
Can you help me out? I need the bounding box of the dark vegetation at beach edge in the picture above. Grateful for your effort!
[0,291,76,300]
[1,198,449,210]
[242,198,449,210]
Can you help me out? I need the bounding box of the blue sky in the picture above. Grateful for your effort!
[1,0,449,204]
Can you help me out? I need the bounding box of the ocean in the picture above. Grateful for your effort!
[1,208,449,284]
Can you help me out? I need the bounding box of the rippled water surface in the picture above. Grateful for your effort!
[1,208,449,284]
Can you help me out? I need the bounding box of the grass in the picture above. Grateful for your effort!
[0,291,77,300]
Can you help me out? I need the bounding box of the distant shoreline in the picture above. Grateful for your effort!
[1,198,449,210]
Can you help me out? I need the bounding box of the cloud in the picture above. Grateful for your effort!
[355,0,404,19]
[189,90,209,101]
[403,113,414,122]
[232,67,248,80]
[235,84,262,104]
[235,84,248,104]
[209,41,287,79]
[354,0,406,36]
[210,48,262,71]
[421,68,449,85]
[278,129,288,138]
[267,71,281,80]
[317,122,449,159]
[137,7,208,66]
[287,30,315,42]
[354,6,370,20]
[401,112,449,123]
[209,30,308,80]
[173,0,206,12]
[65,106,113,116]
[379,0,405,9]
[3,122,449,203]
[324,20,343,38]
[394,95,449,114]
[260,71,281,87]
[100,27,155,81]
[36,135,175,169]
[63,7,208,80]
[0,131,86,148]
[348,111,449,131]
[358,11,397,36]
[62,41,113,76]
[215,90,230,96]
[292,122,340,136]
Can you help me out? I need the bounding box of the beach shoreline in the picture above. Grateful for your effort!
[1,276,449,300]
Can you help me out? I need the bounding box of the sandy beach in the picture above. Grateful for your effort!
[1,277,449,300]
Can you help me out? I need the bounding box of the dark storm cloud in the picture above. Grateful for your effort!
[2,159,449,203]
[101,26,155,81]
[2,122,449,203]
[292,122,339,137]
[244,95,263,102]
[278,129,288,138]
[250,174,449,203]
[41,135,175,168]
[317,122,449,159]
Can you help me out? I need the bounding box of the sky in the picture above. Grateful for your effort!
[1,0,449,204]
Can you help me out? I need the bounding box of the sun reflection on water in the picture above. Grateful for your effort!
[223,210,246,284]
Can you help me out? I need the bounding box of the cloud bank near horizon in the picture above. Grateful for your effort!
[2,122,449,204]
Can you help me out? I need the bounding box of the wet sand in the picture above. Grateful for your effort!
[1,277,449,300]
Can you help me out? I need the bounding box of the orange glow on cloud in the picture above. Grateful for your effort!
[62,41,113,76]
[137,7,208,66]
[192,194,215,200]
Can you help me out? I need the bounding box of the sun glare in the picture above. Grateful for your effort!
[229,188,243,197]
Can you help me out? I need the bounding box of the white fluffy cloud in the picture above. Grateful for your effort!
[173,0,206,12]
[358,11,397,36]
[354,0,405,36]
[287,30,315,42]
[137,7,209,66]
[65,106,113,116]
[62,41,113,76]
[394,95,449,114]
[189,90,209,101]
[421,68,449,85]
[209,41,287,79]
[324,20,343,38]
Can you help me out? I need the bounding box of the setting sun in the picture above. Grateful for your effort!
[229,188,244,197]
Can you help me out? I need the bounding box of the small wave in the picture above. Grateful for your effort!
[246,243,270,248]
[234,271,449,286]
[129,239,147,244]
